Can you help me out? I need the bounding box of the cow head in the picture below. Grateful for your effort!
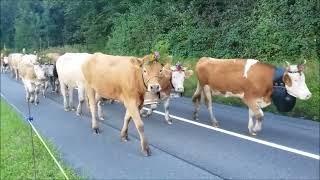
[169,63,193,92]
[33,64,46,81]
[131,57,163,93]
[283,60,311,100]
[42,64,54,77]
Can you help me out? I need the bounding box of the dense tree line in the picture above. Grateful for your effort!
[1,0,319,60]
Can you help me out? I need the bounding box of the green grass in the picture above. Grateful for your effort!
[0,99,82,179]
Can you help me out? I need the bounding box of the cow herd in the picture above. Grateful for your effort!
[0,51,312,156]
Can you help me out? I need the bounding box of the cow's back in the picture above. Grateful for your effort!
[18,62,36,80]
[9,53,23,68]
[21,54,38,65]
[56,53,92,87]
[82,53,144,101]
[196,57,274,97]
[46,53,62,64]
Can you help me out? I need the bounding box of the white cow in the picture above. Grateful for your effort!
[18,62,46,105]
[21,54,39,65]
[8,53,23,80]
[56,53,92,116]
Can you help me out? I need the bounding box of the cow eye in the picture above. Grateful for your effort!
[160,69,163,73]
[143,69,147,74]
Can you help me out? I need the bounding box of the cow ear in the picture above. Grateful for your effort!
[185,70,193,78]
[162,68,171,78]
[131,57,144,66]
[163,63,171,70]
[283,73,292,87]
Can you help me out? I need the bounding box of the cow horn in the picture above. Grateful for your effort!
[285,61,290,67]
[302,59,306,65]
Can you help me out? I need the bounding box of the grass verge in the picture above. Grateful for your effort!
[0,99,82,179]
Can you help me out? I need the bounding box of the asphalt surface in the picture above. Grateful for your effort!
[1,74,319,179]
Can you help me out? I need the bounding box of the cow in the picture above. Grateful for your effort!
[8,53,23,80]
[18,62,46,105]
[141,62,193,124]
[192,58,312,136]
[56,53,93,116]
[1,56,9,73]
[41,53,62,93]
[21,54,39,65]
[40,64,55,97]
[82,53,164,156]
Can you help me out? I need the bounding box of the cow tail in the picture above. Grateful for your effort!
[192,80,203,104]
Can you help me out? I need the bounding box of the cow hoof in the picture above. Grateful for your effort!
[142,148,151,157]
[99,116,105,121]
[76,112,81,116]
[249,130,257,136]
[141,113,148,118]
[250,132,257,136]
[93,128,100,134]
[64,108,70,112]
[212,122,219,128]
[121,136,129,142]
[71,107,76,111]
[166,119,172,125]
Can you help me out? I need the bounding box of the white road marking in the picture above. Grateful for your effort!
[144,107,320,160]
[1,94,70,180]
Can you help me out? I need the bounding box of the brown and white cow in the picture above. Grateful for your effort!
[141,63,193,124]
[192,58,312,136]
[82,53,164,156]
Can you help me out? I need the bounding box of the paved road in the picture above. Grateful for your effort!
[1,74,319,179]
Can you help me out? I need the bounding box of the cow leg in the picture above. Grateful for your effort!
[60,83,69,111]
[96,95,104,120]
[49,77,55,92]
[163,97,172,124]
[14,69,18,80]
[68,87,75,111]
[141,105,152,118]
[55,79,60,94]
[203,85,219,127]
[192,81,202,121]
[76,86,85,116]
[86,86,99,133]
[126,101,151,156]
[248,109,255,134]
[244,99,264,136]
[44,81,49,97]
[120,110,131,142]
[34,84,40,105]
[23,80,30,102]
[253,108,264,134]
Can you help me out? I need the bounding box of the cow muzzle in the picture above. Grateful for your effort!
[148,84,161,93]
[174,87,184,93]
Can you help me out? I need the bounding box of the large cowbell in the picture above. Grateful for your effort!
[272,86,296,112]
